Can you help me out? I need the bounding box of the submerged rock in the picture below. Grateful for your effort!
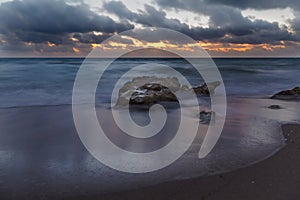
[129,83,177,105]
[268,105,282,109]
[199,110,215,124]
[193,81,221,95]
[271,87,300,100]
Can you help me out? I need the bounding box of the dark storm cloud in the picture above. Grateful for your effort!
[156,0,300,43]
[0,0,134,47]
[204,0,300,42]
[104,1,227,41]
[154,0,290,29]
[72,32,134,44]
[104,2,189,32]
[72,32,112,44]
[104,1,296,44]
[156,0,300,11]
[205,0,300,10]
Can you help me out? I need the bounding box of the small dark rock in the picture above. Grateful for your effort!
[199,110,215,124]
[268,105,282,109]
[193,81,221,95]
[271,87,300,100]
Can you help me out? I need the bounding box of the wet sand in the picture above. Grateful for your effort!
[0,104,298,200]
[98,124,300,200]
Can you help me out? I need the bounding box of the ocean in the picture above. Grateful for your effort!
[1,58,300,107]
[0,58,300,198]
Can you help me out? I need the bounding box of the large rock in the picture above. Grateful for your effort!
[129,83,177,105]
[116,76,181,106]
[271,87,300,100]
[193,81,221,95]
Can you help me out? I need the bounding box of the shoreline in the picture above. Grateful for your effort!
[97,124,300,200]
[0,102,298,200]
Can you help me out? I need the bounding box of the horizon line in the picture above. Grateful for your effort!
[1,56,300,59]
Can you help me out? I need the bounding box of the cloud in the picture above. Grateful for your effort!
[156,0,299,11]
[0,0,133,35]
[72,32,112,44]
[104,2,189,32]
[104,1,227,41]
[205,0,300,10]
[154,0,300,41]
[0,0,134,55]
[1,0,299,56]
[104,1,296,45]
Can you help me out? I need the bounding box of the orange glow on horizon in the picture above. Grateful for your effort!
[85,37,294,55]
[72,47,80,53]
[70,37,79,42]
[198,42,255,52]
[89,40,259,53]
[47,42,56,47]
[24,42,33,46]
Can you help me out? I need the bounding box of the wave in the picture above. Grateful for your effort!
[220,67,271,74]
[0,103,73,109]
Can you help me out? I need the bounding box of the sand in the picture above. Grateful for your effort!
[97,124,300,200]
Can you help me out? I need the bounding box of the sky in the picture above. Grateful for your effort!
[0,0,300,57]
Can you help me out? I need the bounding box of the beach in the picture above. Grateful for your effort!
[96,124,300,200]
[0,103,299,200]
[1,108,298,200]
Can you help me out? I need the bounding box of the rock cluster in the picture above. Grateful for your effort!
[116,76,221,106]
